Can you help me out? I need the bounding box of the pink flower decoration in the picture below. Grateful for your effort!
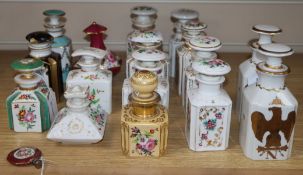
[144,139,156,151]
[24,112,35,122]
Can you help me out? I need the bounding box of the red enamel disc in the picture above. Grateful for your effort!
[7,147,42,166]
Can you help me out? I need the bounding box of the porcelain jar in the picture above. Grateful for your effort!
[26,31,64,102]
[43,9,72,85]
[177,21,207,95]
[169,9,198,78]
[186,58,232,151]
[236,24,282,121]
[6,58,58,132]
[47,85,107,144]
[240,43,297,160]
[121,70,168,157]
[66,47,112,114]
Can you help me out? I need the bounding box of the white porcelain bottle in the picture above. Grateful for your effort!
[169,9,198,78]
[240,43,297,160]
[66,47,112,114]
[182,36,221,109]
[237,24,282,122]
[186,58,232,151]
[47,85,107,144]
[122,48,169,108]
[177,21,207,95]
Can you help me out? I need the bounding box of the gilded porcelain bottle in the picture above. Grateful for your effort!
[127,6,158,56]
[47,85,107,144]
[177,21,207,95]
[84,22,121,75]
[182,36,221,109]
[43,9,72,85]
[66,47,112,114]
[186,58,232,151]
[237,24,281,121]
[240,43,297,160]
[121,70,168,157]
[26,31,64,101]
[6,58,58,132]
[169,9,198,78]
[122,48,169,108]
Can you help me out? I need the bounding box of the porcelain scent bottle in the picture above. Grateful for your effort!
[6,58,58,132]
[66,47,112,114]
[182,36,221,109]
[177,21,207,95]
[26,31,64,101]
[240,43,297,160]
[169,9,198,78]
[237,24,282,121]
[47,85,107,144]
[121,70,168,157]
[122,49,169,108]
[84,22,121,75]
[186,58,232,151]
[127,6,158,56]
[43,9,72,84]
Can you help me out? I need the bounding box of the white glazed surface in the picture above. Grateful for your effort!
[171,9,199,20]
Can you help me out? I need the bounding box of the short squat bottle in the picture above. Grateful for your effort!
[240,43,297,160]
[186,58,232,151]
[6,58,57,132]
[121,70,168,157]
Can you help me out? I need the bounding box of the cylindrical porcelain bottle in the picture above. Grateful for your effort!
[177,21,207,95]
[6,58,58,132]
[26,31,64,102]
[237,24,282,122]
[122,48,169,108]
[66,47,112,115]
[169,9,198,78]
[47,85,107,144]
[182,36,221,109]
[240,43,297,160]
[43,9,72,85]
[121,70,168,157]
[186,58,232,151]
[84,22,121,75]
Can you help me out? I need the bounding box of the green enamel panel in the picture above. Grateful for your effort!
[34,90,51,131]
[43,9,65,16]
[6,91,21,129]
[11,58,43,71]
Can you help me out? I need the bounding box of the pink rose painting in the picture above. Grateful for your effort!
[130,127,158,156]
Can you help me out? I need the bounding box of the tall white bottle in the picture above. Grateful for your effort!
[240,43,297,160]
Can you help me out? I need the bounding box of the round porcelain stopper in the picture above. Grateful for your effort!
[189,36,221,52]
[171,9,199,20]
[131,6,157,16]
[252,24,282,35]
[129,31,163,44]
[192,59,231,76]
[132,49,166,62]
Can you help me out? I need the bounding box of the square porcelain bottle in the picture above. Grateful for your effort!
[186,58,232,151]
[66,47,112,114]
[121,70,168,157]
[47,85,107,144]
[6,58,58,132]
[26,31,64,102]
[43,9,72,85]
[177,21,207,95]
[182,36,221,109]
[122,48,169,108]
[169,9,198,78]
[236,24,282,122]
[240,43,297,160]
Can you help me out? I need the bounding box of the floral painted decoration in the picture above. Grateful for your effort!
[130,127,158,156]
[199,59,228,68]
[18,94,36,100]
[16,105,37,131]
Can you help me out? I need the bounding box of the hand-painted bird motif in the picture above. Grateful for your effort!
[251,106,296,159]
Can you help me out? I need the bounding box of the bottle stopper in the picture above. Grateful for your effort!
[171,9,199,33]
[43,9,66,37]
[132,49,166,69]
[182,21,207,39]
[129,31,163,49]
[188,36,221,61]
[26,31,53,58]
[250,24,282,49]
[72,47,107,72]
[131,6,157,30]
[129,70,160,118]
[64,85,89,112]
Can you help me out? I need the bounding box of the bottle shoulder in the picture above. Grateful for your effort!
[188,89,232,106]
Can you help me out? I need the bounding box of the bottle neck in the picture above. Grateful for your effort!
[257,72,286,90]
[259,34,272,45]
[197,75,224,96]
[29,48,51,58]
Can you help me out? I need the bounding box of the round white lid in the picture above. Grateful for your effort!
[258,43,293,57]
[129,31,163,43]
[72,47,107,60]
[132,49,166,61]
[182,21,207,31]
[189,36,221,51]
[192,59,231,76]
[171,9,199,20]
[252,24,282,35]
[131,6,157,16]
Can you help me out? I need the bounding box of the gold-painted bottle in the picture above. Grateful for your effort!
[121,70,168,157]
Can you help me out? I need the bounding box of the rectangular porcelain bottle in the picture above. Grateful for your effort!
[236,24,282,122]
[121,70,168,157]
[240,43,297,160]
[66,47,112,114]
[168,9,198,78]
[7,58,57,132]
[186,58,232,151]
